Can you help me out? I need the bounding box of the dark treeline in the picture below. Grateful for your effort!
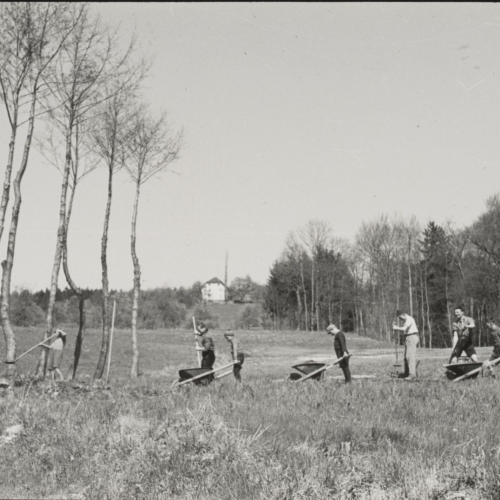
[263,195,500,348]
[10,276,268,331]
[10,284,203,330]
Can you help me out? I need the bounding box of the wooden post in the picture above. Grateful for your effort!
[193,316,201,367]
[105,301,116,384]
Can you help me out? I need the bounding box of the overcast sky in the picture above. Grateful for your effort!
[1,3,500,292]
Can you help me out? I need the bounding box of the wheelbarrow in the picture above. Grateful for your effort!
[172,360,241,388]
[445,356,500,382]
[443,362,483,381]
[290,355,351,382]
[290,361,326,381]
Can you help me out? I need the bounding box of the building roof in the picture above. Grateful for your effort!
[203,277,226,287]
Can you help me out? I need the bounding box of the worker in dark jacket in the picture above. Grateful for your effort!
[326,324,351,383]
[195,323,215,370]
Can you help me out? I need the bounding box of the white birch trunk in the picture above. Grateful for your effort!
[130,176,141,378]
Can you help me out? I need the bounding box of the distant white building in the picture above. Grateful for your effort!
[201,277,226,303]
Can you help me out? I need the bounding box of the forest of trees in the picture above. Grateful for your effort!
[263,196,500,349]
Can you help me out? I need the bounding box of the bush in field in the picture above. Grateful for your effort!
[236,305,261,329]
[10,290,45,327]
[138,289,187,329]
[9,284,210,329]
[188,305,219,329]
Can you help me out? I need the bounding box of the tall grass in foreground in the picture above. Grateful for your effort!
[1,329,499,498]
[1,368,500,499]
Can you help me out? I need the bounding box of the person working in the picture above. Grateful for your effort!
[224,329,244,382]
[326,324,351,383]
[449,306,479,364]
[195,323,216,370]
[47,329,67,381]
[392,310,419,381]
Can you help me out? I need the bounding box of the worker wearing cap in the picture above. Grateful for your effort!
[47,329,67,381]
[195,323,216,370]
[392,310,419,380]
[224,330,244,382]
[326,324,351,383]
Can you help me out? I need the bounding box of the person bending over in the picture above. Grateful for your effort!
[47,329,67,381]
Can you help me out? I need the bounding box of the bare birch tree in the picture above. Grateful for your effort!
[36,114,98,378]
[34,4,131,378]
[297,219,332,330]
[92,74,147,380]
[0,3,77,373]
[125,108,183,377]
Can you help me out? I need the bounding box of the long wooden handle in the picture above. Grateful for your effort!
[452,357,500,382]
[192,316,201,367]
[14,332,59,363]
[105,301,117,384]
[296,355,351,383]
[177,360,241,386]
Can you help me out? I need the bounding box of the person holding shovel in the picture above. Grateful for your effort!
[392,310,419,381]
[224,329,244,382]
[449,305,479,364]
[195,323,216,370]
[326,324,351,383]
[47,329,67,381]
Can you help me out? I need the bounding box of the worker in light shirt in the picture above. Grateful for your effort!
[392,310,419,381]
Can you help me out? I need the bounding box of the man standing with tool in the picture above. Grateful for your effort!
[224,329,244,382]
[47,329,67,381]
[392,310,419,381]
[195,323,216,370]
[449,305,479,364]
[326,324,351,383]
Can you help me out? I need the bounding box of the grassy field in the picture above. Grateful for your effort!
[1,327,500,499]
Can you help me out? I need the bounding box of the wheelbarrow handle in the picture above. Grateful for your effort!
[192,316,202,367]
[177,360,241,387]
[296,354,352,383]
[3,332,58,364]
[452,357,500,382]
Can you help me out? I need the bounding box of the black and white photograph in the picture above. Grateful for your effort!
[1,3,500,499]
